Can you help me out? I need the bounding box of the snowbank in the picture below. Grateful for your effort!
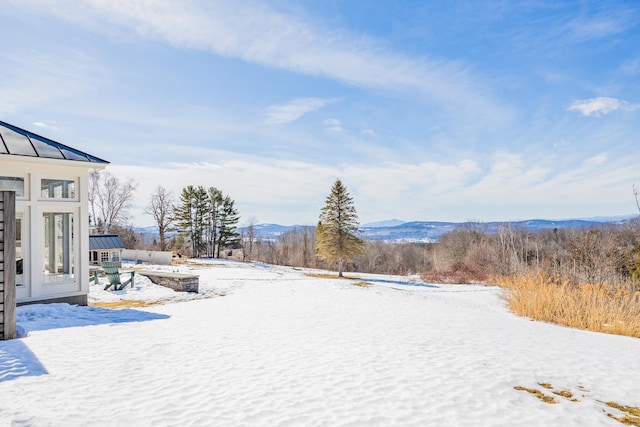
[1,260,639,426]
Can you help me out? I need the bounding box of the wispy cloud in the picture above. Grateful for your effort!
[507,4,639,56]
[564,12,635,43]
[32,120,60,131]
[568,97,637,117]
[323,118,343,132]
[14,0,510,124]
[264,98,333,125]
[0,47,103,115]
[621,57,640,75]
[107,143,638,226]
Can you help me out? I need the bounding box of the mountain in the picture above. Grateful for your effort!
[241,215,638,242]
[363,219,406,228]
[133,215,638,243]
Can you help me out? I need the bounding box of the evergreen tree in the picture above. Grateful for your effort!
[174,185,208,257]
[315,179,364,277]
[192,186,209,257]
[175,185,241,259]
[174,185,196,256]
[205,187,223,257]
[216,196,241,257]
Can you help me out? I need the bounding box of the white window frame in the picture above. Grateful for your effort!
[42,210,77,285]
[39,177,78,201]
[0,173,29,200]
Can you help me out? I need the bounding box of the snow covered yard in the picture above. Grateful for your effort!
[1,260,639,426]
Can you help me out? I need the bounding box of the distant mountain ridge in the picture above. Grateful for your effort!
[242,215,638,242]
[363,219,407,228]
[132,215,638,243]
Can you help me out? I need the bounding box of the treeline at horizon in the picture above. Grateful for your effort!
[120,216,640,291]
[244,219,640,291]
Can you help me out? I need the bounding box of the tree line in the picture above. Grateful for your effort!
[89,171,240,258]
[173,185,240,258]
[248,219,640,290]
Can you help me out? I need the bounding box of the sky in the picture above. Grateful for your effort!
[1,0,639,227]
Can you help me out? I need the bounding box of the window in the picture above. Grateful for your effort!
[43,212,75,283]
[0,176,25,197]
[41,178,76,199]
[16,212,24,287]
[100,251,109,263]
[111,251,120,262]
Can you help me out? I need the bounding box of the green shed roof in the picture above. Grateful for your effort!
[89,235,125,250]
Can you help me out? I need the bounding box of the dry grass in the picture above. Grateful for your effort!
[606,402,640,418]
[553,389,577,401]
[608,415,640,426]
[353,281,372,287]
[513,383,640,425]
[89,300,162,309]
[605,401,640,426]
[305,273,342,279]
[495,273,640,338]
[514,386,558,404]
[304,273,360,280]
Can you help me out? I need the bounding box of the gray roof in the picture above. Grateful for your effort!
[89,235,125,250]
[0,120,109,164]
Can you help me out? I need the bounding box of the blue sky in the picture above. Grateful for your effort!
[1,1,639,226]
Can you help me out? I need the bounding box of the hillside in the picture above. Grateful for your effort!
[242,216,637,242]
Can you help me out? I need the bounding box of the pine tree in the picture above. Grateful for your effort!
[216,196,241,257]
[205,187,223,257]
[315,179,364,277]
[192,186,209,257]
[174,185,196,256]
[174,185,208,257]
[175,185,241,259]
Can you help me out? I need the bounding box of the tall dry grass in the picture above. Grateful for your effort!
[495,273,640,338]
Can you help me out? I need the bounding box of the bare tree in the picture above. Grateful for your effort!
[144,186,175,251]
[241,216,259,261]
[89,171,137,234]
[634,184,640,213]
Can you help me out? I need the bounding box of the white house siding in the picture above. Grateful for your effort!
[0,155,105,305]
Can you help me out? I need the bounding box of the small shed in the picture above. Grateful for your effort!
[0,120,109,305]
[89,235,125,268]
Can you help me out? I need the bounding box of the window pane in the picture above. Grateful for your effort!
[41,179,76,199]
[0,176,24,197]
[16,212,24,287]
[43,212,75,283]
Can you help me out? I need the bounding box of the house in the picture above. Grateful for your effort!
[0,120,109,305]
[89,234,125,268]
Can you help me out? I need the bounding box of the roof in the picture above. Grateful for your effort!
[89,235,126,250]
[0,120,109,164]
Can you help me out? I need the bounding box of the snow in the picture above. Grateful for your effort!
[1,260,639,426]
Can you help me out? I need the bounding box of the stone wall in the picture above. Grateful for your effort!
[137,271,199,293]
[122,249,173,266]
[0,191,17,340]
